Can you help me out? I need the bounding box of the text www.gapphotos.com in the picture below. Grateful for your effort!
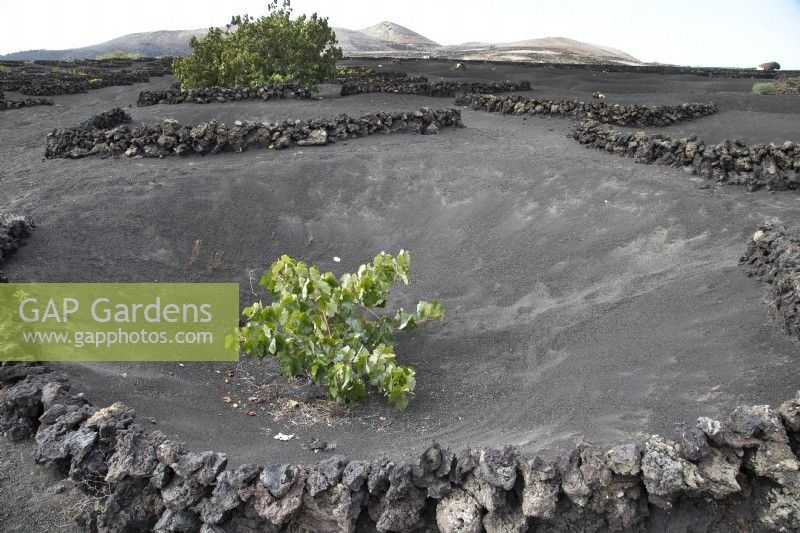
[21,329,214,348]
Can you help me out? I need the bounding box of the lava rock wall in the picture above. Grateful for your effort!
[0,89,53,110]
[341,80,531,97]
[0,58,172,96]
[1,367,799,532]
[456,93,718,127]
[136,83,313,106]
[0,214,33,282]
[45,107,463,159]
[345,58,800,79]
[572,120,800,190]
[334,67,427,84]
[741,220,800,338]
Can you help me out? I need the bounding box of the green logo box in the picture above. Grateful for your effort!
[0,283,240,361]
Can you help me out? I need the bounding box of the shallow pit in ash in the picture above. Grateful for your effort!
[1,59,800,465]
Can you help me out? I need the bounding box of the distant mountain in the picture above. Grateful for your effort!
[329,27,407,54]
[0,21,639,65]
[2,29,207,60]
[92,29,209,57]
[445,36,640,64]
[359,21,440,48]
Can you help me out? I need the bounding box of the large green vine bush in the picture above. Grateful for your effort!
[228,251,443,409]
[173,0,341,90]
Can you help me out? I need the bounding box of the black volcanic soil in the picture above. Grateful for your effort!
[0,438,84,532]
[1,59,800,467]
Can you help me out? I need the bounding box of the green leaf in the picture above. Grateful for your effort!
[388,391,409,411]
[279,353,296,376]
[224,332,239,350]
[396,309,416,331]
[416,300,444,321]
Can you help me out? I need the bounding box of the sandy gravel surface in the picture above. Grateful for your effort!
[0,438,84,531]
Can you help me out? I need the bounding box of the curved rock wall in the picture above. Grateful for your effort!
[45,107,463,159]
[334,67,427,84]
[0,214,33,283]
[1,368,799,532]
[456,93,718,127]
[0,58,173,96]
[343,58,800,79]
[0,92,53,110]
[136,83,313,106]
[341,80,531,97]
[572,120,800,190]
[741,220,800,338]
[339,75,428,85]
[774,76,800,95]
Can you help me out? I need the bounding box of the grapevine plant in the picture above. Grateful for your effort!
[173,0,341,90]
[228,251,443,409]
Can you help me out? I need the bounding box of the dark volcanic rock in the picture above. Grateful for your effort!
[334,66,425,84]
[342,79,530,97]
[98,476,164,532]
[459,92,718,127]
[0,365,799,530]
[0,95,53,110]
[572,120,800,191]
[741,220,800,338]
[679,426,712,462]
[477,447,517,490]
[136,83,312,106]
[80,107,131,130]
[105,425,168,483]
[0,373,64,442]
[262,464,302,499]
[0,214,33,282]
[0,57,172,96]
[45,107,463,159]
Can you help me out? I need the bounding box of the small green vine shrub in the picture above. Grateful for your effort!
[335,66,377,78]
[752,82,777,95]
[228,251,443,409]
[95,51,143,60]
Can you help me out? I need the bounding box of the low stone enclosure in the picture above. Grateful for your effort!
[334,67,428,85]
[741,220,800,338]
[0,214,33,282]
[771,76,800,95]
[0,57,173,96]
[3,205,800,532]
[0,89,53,110]
[455,93,718,127]
[452,88,800,193]
[134,72,530,101]
[0,225,798,532]
[136,83,313,107]
[346,58,800,80]
[339,75,429,85]
[44,107,463,159]
[548,63,800,79]
[340,79,531,97]
[1,362,799,532]
[572,120,800,191]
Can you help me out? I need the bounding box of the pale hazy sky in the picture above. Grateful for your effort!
[1,0,799,68]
